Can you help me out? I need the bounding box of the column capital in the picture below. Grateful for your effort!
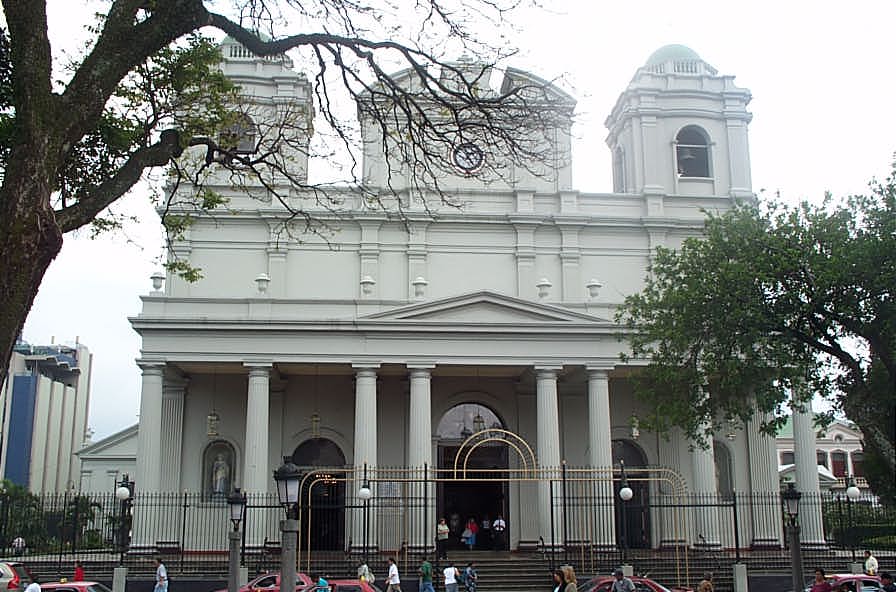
[585,367,611,380]
[408,364,435,378]
[244,363,272,379]
[137,361,165,375]
[534,365,562,380]
[243,361,273,369]
[351,362,381,372]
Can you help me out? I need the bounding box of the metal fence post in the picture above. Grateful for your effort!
[732,492,741,563]
[561,461,568,565]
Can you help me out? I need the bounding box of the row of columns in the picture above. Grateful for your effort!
[134,361,817,549]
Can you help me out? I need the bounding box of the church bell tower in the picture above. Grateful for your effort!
[605,44,754,201]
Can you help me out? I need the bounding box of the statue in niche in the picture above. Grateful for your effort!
[212,453,231,495]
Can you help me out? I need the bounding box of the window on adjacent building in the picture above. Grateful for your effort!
[675,125,710,178]
[781,451,795,465]
[851,451,864,477]
[816,450,828,468]
[830,450,848,477]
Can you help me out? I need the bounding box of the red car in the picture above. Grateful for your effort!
[803,574,882,592]
[578,575,692,592]
[211,572,315,592]
[316,579,381,592]
[40,582,113,592]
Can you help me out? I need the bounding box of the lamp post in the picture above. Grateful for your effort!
[618,460,633,565]
[358,463,372,566]
[274,458,301,592]
[845,475,860,562]
[114,474,134,566]
[227,488,247,592]
[782,483,803,592]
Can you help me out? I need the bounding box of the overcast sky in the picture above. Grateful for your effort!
[20,1,896,440]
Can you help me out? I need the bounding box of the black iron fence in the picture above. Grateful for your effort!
[0,471,891,580]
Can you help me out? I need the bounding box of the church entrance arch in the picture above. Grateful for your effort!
[612,439,651,549]
[292,438,346,551]
[437,403,510,550]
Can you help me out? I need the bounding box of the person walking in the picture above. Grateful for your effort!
[810,569,832,592]
[610,569,634,592]
[73,561,85,582]
[551,570,564,592]
[386,557,401,592]
[419,559,435,592]
[436,518,450,560]
[443,563,460,592]
[463,518,478,550]
[11,536,25,556]
[492,515,506,550]
[154,558,168,592]
[697,572,713,592]
[24,580,39,592]
[560,566,577,592]
[357,561,375,585]
[864,551,879,575]
[462,562,478,592]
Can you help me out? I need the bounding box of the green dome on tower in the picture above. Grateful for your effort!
[645,44,702,66]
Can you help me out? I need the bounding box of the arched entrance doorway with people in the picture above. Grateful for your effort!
[613,438,651,549]
[436,402,510,551]
[292,438,346,551]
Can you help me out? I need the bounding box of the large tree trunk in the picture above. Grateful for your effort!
[0,178,63,385]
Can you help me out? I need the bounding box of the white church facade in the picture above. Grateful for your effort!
[128,42,829,555]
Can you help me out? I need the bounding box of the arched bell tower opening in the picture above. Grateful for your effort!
[436,403,511,550]
[292,438,347,551]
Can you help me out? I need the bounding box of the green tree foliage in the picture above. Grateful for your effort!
[617,167,895,501]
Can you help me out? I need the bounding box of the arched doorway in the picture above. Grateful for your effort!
[437,403,509,550]
[292,438,346,551]
[612,439,651,549]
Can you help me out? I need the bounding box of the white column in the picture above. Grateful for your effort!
[353,365,379,551]
[747,411,783,547]
[160,377,187,493]
[587,368,616,549]
[792,405,826,548]
[536,367,562,547]
[691,427,722,548]
[243,364,271,494]
[408,366,434,550]
[135,363,164,493]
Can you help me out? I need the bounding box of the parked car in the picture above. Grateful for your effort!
[0,562,32,592]
[39,582,112,592]
[212,572,315,592]
[578,575,692,592]
[803,574,881,592]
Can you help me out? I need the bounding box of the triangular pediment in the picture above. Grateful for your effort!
[363,291,606,324]
[76,424,139,459]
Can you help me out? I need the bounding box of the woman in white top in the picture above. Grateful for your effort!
[386,557,401,592]
[443,563,460,592]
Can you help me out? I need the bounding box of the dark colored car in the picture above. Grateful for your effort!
[803,574,882,592]
[40,582,112,592]
[578,575,692,592]
[212,572,315,592]
[0,562,32,592]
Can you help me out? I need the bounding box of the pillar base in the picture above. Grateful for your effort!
[516,539,539,552]
[112,567,127,592]
[733,563,748,592]
[750,538,782,550]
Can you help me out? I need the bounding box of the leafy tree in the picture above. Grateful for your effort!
[0,1,563,390]
[617,167,896,499]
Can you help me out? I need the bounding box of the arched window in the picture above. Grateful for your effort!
[202,440,237,499]
[714,441,734,500]
[613,147,626,192]
[436,403,503,440]
[675,125,710,178]
[291,438,346,468]
[830,450,848,477]
[816,450,828,468]
[850,451,864,478]
[219,113,257,154]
